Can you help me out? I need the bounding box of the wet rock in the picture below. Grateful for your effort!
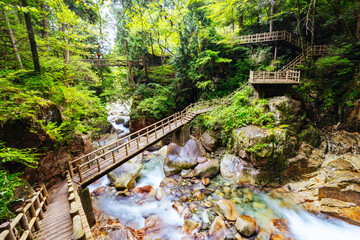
[320,198,356,208]
[107,162,142,190]
[172,202,184,215]
[132,185,154,199]
[235,215,259,237]
[155,187,166,201]
[115,118,125,124]
[160,177,177,188]
[220,154,257,185]
[158,146,168,156]
[271,219,289,235]
[299,125,320,147]
[209,216,227,239]
[184,219,200,234]
[201,210,210,230]
[145,215,163,236]
[193,158,220,178]
[181,207,192,219]
[164,139,205,176]
[319,182,360,205]
[181,169,194,178]
[223,187,231,199]
[193,190,204,201]
[201,177,210,186]
[92,186,106,196]
[214,199,239,221]
[123,120,130,128]
[200,132,219,152]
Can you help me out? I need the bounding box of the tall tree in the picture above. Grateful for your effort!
[21,0,40,72]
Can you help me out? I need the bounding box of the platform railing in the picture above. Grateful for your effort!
[0,186,49,240]
[249,70,301,83]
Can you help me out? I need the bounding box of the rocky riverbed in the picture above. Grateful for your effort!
[89,96,360,239]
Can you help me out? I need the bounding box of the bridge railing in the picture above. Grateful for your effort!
[80,59,142,67]
[68,100,218,184]
[249,70,300,83]
[66,175,90,240]
[0,186,49,240]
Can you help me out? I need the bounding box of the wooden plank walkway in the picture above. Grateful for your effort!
[69,103,215,187]
[34,181,73,240]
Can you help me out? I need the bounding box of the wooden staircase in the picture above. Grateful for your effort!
[236,30,328,84]
[34,182,73,240]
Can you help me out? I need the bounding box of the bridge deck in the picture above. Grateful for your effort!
[70,106,213,187]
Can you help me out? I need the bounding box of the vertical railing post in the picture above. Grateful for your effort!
[162,120,165,134]
[96,158,100,172]
[16,207,33,239]
[68,161,74,178]
[0,222,16,240]
[26,199,40,230]
[112,151,116,163]
[77,165,83,183]
[125,143,128,155]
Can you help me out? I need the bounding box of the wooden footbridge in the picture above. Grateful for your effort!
[80,59,142,68]
[235,30,327,85]
[68,100,219,187]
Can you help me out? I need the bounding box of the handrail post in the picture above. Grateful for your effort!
[26,199,40,231]
[125,143,128,155]
[0,222,16,240]
[162,120,165,134]
[146,127,149,144]
[175,113,177,127]
[68,161,74,178]
[77,166,83,183]
[16,207,33,239]
[96,158,100,172]
[112,151,116,163]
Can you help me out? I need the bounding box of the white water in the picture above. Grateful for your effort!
[107,101,131,137]
[263,195,360,240]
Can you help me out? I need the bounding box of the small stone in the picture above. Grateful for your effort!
[184,219,200,234]
[201,210,210,230]
[194,190,204,201]
[92,186,106,196]
[201,177,211,186]
[180,195,189,202]
[181,169,194,178]
[155,187,166,201]
[204,201,212,208]
[224,187,231,199]
[181,207,192,219]
[172,202,184,215]
[189,203,197,212]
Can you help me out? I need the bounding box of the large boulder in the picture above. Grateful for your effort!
[193,158,220,178]
[232,126,297,169]
[200,132,219,152]
[107,162,142,190]
[268,96,303,132]
[163,138,205,176]
[220,154,258,185]
[208,216,227,239]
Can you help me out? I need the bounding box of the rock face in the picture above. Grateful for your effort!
[268,96,303,132]
[232,126,297,169]
[108,162,142,190]
[220,154,258,184]
[235,215,259,237]
[214,199,239,221]
[163,138,205,176]
[193,158,220,178]
[200,132,218,152]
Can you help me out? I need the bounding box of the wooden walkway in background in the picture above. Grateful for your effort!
[34,181,73,240]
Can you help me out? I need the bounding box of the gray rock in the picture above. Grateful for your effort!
[107,162,142,190]
[163,139,205,176]
[220,154,258,185]
[235,215,259,237]
[115,118,125,124]
[200,132,219,152]
[193,158,220,178]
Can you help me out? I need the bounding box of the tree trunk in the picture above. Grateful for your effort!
[143,53,149,82]
[125,40,135,88]
[269,1,275,32]
[356,7,360,41]
[40,1,49,51]
[3,11,23,69]
[21,0,40,73]
[62,24,69,65]
[310,0,317,65]
[238,6,243,30]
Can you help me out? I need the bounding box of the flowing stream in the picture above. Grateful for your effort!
[88,102,360,239]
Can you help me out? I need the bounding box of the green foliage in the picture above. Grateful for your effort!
[0,170,23,221]
[0,141,38,168]
[0,57,107,143]
[202,86,275,135]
